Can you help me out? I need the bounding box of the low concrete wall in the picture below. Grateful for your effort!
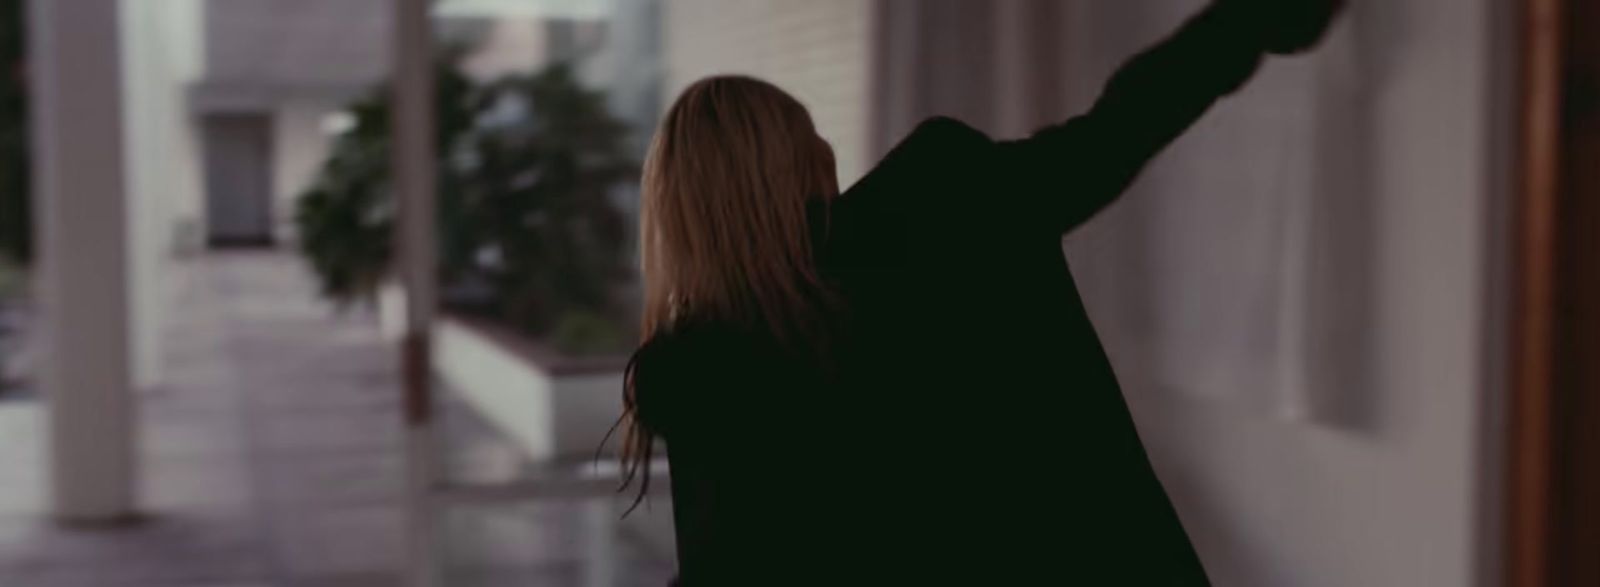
[422,309,674,563]
[431,318,623,461]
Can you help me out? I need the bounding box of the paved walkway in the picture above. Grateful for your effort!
[0,252,672,586]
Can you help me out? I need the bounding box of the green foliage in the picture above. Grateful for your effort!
[0,0,30,263]
[0,255,23,300]
[295,60,638,355]
[550,310,630,357]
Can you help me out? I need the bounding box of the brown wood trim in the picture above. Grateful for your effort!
[1507,0,1600,584]
[402,332,432,425]
[1506,0,1563,584]
[1554,0,1600,582]
[1507,0,1564,583]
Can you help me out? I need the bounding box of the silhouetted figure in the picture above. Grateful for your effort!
[623,0,1342,584]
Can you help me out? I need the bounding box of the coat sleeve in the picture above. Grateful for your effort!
[996,2,1269,234]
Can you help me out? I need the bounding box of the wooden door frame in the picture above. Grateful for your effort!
[1506,0,1600,585]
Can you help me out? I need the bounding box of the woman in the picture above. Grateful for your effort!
[623,0,1341,583]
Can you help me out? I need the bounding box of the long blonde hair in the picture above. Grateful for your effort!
[619,75,839,499]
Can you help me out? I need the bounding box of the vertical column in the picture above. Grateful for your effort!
[27,0,138,521]
[394,0,439,585]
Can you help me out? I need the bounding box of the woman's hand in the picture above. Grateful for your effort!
[1225,0,1346,55]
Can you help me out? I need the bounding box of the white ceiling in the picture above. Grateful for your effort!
[202,0,393,90]
[434,0,614,19]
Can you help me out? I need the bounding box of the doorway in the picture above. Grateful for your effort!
[202,113,275,247]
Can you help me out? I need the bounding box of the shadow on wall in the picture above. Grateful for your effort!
[1136,1,1418,583]
[877,0,1404,432]
[1074,0,1410,435]
[876,0,1476,584]
[1296,0,1409,433]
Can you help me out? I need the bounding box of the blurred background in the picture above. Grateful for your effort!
[0,0,1595,586]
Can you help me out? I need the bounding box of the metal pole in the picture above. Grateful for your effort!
[394,0,438,585]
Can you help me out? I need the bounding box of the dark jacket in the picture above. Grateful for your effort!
[632,3,1275,585]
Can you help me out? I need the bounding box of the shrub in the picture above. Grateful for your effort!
[296,59,638,355]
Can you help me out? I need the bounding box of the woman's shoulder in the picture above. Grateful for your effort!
[839,116,997,215]
[830,116,1005,259]
[863,116,994,185]
[904,116,993,149]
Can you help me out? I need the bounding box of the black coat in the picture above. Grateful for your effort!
[632,3,1275,584]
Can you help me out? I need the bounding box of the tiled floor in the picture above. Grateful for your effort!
[0,252,673,586]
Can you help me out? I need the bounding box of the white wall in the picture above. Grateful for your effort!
[119,0,206,386]
[459,18,552,81]
[119,0,166,389]
[271,100,341,244]
[662,0,874,186]
[1048,2,1504,586]
[167,119,208,255]
[863,1,1506,584]
[120,0,209,383]
[161,0,207,255]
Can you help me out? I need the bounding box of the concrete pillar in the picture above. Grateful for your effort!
[27,0,139,521]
